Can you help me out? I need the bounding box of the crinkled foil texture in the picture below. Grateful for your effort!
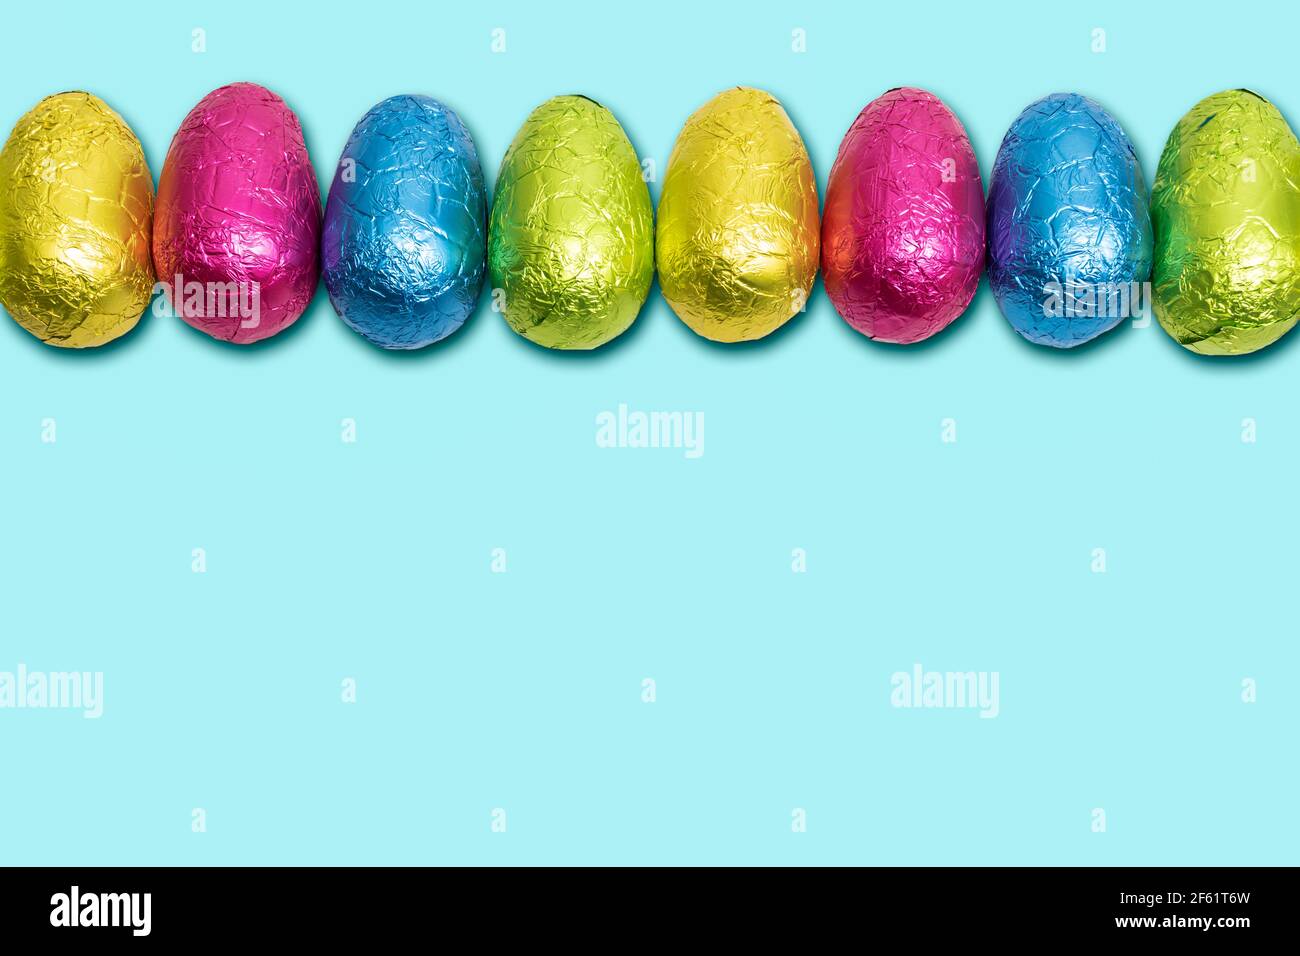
[987,93,1152,348]
[488,95,653,350]
[0,92,154,348]
[1152,89,1300,355]
[153,82,321,344]
[323,95,486,350]
[822,88,984,344]
[657,87,820,343]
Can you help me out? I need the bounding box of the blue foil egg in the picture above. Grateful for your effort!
[322,95,487,349]
[987,93,1153,348]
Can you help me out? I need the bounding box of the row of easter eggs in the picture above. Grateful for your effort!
[0,83,1293,355]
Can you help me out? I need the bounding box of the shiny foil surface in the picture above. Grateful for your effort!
[822,87,984,344]
[488,95,653,350]
[0,92,154,348]
[657,87,820,343]
[1152,89,1300,355]
[987,93,1152,348]
[153,82,321,344]
[323,95,486,350]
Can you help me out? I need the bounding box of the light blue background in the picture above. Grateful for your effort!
[1,0,1295,865]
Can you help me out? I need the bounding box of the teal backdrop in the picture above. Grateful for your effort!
[0,0,1295,865]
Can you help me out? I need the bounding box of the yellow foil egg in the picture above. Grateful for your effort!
[0,92,155,348]
[657,87,820,343]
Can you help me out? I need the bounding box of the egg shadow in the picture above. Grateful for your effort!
[996,292,1137,363]
[170,279,325,354]
[1153,319,1300,367]
[662,274,820,353]
[497,275,661,363]
[827,276,992,357]
[0,292,160,359]
[333,279,509,363]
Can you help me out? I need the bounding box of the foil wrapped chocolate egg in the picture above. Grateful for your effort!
[657,87,820,343]
[1152,90,1300,355]
[822,87,984,344]
[488,95,653,350]
[0,92,154,348]
[987,93,1152,348]
[323,95,486,350]
[153,83,321,344]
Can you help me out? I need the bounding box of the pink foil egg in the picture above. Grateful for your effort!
[821,88,985,344]
[153,83,321,344]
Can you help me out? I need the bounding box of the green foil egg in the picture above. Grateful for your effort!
[488,95,654,350]
[1152,89,1300,355]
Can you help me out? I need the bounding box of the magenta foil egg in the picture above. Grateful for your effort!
[821,88,985,344]
[153,83,321,344]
